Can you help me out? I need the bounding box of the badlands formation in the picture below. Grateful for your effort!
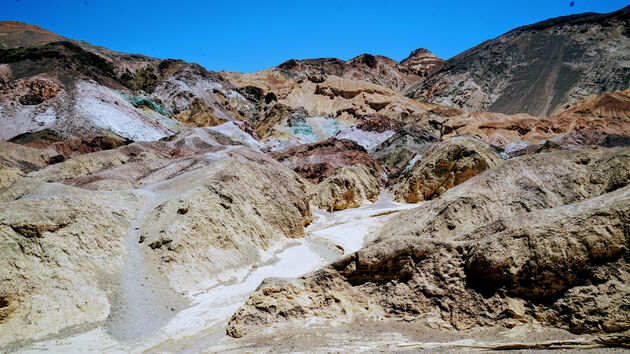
[1,5,630,352]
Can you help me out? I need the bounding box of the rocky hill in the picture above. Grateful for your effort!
[275,50,443,92]
[0,21,66,48]
[556,87,630,120]
[0,22,253,142]
[407,5,630,116]
[228,147,630,343]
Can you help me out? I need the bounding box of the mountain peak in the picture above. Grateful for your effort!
[400,48,444,77]
[403,48,436,60]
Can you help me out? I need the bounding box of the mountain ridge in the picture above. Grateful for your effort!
[406,5,630,116]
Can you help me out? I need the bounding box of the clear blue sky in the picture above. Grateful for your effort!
[1,0,628,72]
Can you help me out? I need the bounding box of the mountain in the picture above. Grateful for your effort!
[400,48,445,78]
[0,21,66,48]
[0,22,252,141]
[0,21,459,148]
[406,5,630,116]
[275,51,441,92]
[2,7,630,352]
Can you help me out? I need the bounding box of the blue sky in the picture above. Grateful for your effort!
[1,0,628,72]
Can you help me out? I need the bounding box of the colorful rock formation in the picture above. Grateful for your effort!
[276,138,383,184]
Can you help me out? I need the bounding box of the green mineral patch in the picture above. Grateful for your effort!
[118,92,171,117]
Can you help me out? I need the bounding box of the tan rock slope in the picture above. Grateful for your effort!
[222,68,461,132]
[0,127,312,346]
[227,147,630,342]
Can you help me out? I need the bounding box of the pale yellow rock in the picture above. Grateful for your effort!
[388,135,504,203]
[308,165,380,212]
[505,298,526,319]
[0,182,141,345]
[0,164,22,190]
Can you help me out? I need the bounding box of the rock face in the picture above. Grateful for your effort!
[381,147,630,240]
[9,129,129,160]
[556,87,630,120]
[226,147,630,338]
[371,124,439,172]
[440,112,630,148]
[508,130,630,157]
[332,114,401,153]
[308,165,380,212]
[0,126,312,346]
[407,6,630,116]
[276,54,422,92]
[0,182,142,345]
[389,135,503,202]
[276,138,383,184]
[0,165,23,190]
[0,141,58,173]
[553,129,630,148]
[400,48,445,78]
[222,68,462,132]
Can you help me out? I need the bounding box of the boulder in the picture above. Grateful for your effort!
[371,124,439,172]
[388,135,503,202]
[308,165,380,212]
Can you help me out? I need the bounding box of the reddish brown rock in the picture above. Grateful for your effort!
[555,87,630,120]
[9,129,129,161]
[354,114,402,133]
[440,112,630,147]
[17,79,61,105]
[0,21,66,48]
[167,148,194,158]
[554,130,630,148]
[276,138,383,184]
[234,120,261,141]
[50,136,128,158]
